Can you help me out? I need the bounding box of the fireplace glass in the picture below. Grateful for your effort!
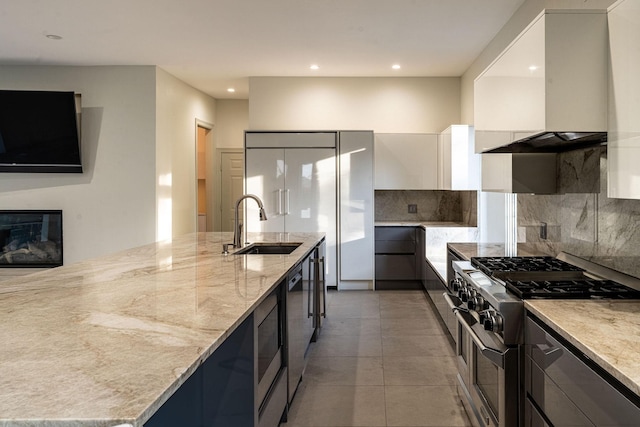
[0,210,63,267]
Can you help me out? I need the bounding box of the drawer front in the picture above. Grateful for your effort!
[375,240,415,254]
[375,226,416,241]
[525,316,640,426]
[375,254,416,280]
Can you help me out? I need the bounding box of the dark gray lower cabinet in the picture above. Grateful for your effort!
[145,313,255,427]
[375,226,424,290]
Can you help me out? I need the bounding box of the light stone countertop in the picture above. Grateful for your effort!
[0,231,324,427]
[525,300,640,397]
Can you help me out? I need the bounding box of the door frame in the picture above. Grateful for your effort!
[195,119,214,232]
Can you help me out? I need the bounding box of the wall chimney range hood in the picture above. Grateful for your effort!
[482,131,607,154]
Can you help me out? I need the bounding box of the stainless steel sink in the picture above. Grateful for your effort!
[233,242,302,255]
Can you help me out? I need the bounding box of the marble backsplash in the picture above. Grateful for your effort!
[375,190,477,225]
[518,149,640,278]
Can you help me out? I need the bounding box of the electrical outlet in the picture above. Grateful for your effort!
[540,222,547,240]
[408,204,417,214]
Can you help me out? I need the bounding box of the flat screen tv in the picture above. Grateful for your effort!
[0,90,82,173]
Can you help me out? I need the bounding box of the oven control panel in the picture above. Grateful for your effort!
[452,261,524,346]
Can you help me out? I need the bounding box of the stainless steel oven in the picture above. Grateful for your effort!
[445,264,521,427]
[450,253,640,427]
[255,287,287,427]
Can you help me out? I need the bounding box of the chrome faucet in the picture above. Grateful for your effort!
[233,194,267,248]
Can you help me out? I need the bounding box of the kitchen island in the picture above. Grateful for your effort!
[0,231,324,427]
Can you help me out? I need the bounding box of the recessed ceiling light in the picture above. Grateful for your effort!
[227,88,235,93]
[45,34,63,40]
[528,65,538,71]
[392,64,401,70]
[310,64,319,70]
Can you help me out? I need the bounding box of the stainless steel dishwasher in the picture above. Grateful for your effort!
[285,260,307,403]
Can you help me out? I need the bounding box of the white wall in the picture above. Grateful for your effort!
[215,100,249,149]
[156,68,217,239]
[0,66,157,264]
[249,77,460,132]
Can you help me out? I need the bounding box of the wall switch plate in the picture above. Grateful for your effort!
[408,204,417,213]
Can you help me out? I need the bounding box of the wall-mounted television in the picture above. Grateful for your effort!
[0,90,82,173]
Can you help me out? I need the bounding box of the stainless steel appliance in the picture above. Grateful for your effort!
[446,261,521,427]
[447,253,640,427]
[255,288,287,427]
[286,240,326,404]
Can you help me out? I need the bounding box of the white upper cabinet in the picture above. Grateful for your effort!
[438,125,480,190]
[608,0,640,199]
[474,10,608,134]
[374,133,438,190]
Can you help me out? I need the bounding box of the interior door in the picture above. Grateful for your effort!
[219,150,244,232]
[245,148,285,233]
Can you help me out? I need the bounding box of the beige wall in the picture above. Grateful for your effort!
[156,68,217,239]
[0,66,218,265]
[0,65,157,264]
[249,77,461,133]
[215,99,249,149]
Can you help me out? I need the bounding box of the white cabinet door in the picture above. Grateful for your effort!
[339,131,374,286]
[608,0,640,199]
[438,125,480,190]
[245,148,285,233]
[245,146,338,288]
[374,133,438,189]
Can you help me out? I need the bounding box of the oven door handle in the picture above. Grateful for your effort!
[443,292,467,313]
[453,309,508,368]
[444,293,509,368]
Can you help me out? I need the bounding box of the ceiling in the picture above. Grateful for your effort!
[0,0,526,99]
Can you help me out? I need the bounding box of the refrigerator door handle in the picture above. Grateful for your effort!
[276,189,283,215]
[285,189,290,215]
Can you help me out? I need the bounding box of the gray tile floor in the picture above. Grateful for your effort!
[283,290,472,427]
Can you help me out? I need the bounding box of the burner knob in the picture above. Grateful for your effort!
[450,278,461,292]
[458,287,469,302]
[467,299,476,310]
[474,296,488,311]
[483,312,504,333]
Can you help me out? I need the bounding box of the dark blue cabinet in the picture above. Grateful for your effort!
[145,314,255,427]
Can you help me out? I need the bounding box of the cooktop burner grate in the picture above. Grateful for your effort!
[470,256,585,279]
[505,278,640,299]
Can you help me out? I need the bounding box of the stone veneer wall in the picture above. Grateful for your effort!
[375,190,477,225]
[518,150,640,278]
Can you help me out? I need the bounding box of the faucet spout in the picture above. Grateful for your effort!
[234,194,268,248]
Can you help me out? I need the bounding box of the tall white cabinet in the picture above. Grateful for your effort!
[245,131,374,290]
[608,0,640,199]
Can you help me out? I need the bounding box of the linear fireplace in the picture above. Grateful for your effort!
[0,210,63,267]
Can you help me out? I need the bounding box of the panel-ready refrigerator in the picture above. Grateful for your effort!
[244,132,338,288]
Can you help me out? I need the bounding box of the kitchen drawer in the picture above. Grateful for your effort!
[375,254,416,280]
[525,316,640,426]
[375,226,416,241]
[375,240,415,254]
